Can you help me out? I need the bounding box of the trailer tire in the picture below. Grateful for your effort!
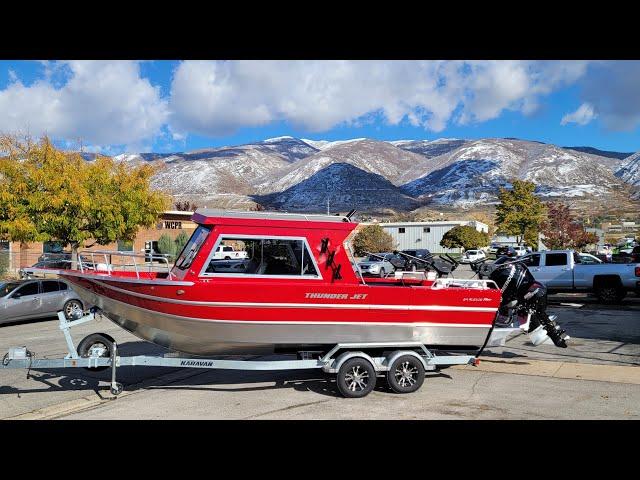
[77,333,115,371]
[386,355,425,394]
[336,357,377,398]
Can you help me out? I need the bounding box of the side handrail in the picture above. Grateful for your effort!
[77,250,173,279]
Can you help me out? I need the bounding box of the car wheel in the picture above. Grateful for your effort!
[379,268,386,278]
[595,286,626,304]
[410,264,417,272]
[63,299,84,320]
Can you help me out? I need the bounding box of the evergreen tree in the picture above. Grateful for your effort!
[174,231,190,257]
[157,234,177,260]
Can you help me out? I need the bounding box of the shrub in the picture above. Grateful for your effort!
[352,224,395,256]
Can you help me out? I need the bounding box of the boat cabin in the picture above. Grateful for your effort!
[169,209,435,287]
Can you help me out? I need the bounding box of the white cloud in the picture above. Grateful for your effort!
[0,61,169,147]
[169,60,593,136]
[561,103,597,126]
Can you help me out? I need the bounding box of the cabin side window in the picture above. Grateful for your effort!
[174,225,211,270]
[203,236,320,278]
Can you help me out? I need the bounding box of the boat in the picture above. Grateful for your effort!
[40,209,503,356]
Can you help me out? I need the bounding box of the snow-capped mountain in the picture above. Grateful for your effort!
[108,136,638,212]
[390,138,469,158]
[255,163,419,212]
[615,151,640,186]
[256,139,428,194]
[615,151,640,200]
[400,139,628,206]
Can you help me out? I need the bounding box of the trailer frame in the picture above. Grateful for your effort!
[2,310,482,398]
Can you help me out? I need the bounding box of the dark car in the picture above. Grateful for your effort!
[495,246,517,258]
[631,246,640,263]
[400,249,432,271]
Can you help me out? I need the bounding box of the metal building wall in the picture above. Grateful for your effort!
[382,224,463,254]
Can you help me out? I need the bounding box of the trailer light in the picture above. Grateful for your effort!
[635,266,640,277]
[473,358,481,366]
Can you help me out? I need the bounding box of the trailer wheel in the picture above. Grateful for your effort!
[77,333,115,371]
[386,355,425,394]
[110,382,124,396]
[336,357,377,398]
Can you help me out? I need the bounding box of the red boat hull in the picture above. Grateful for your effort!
[63,273,500,355]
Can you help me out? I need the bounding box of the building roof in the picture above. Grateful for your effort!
[378,220,488,228]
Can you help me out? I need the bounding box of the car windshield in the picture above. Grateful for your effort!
[366,254,386,261]
[0,282,21,297]
[467,250,477,255]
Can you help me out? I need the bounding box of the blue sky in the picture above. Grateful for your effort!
[0,60,638,154]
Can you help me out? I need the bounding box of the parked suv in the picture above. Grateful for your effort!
[357,253,398,277]
[400,249,432,271]
[495,246,517,258]
[0,279,84,324]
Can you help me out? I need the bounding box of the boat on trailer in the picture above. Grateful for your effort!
[3,209,527,398]
[47,209,502,356]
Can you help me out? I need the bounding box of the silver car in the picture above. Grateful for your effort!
[358,253,396,277]
[0,279,84,325]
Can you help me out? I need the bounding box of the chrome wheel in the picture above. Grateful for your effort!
[64,300,83,319]
[394,361,419,388]
[345,365,370,392]
[386,354,425,394]
[336,357,377,398]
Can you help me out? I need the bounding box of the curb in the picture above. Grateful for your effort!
[453,358,640,385]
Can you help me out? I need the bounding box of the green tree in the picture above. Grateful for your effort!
[174,231,190,257]
[0,135,169,265]
[495,180,545,245]
[352,224,395,256]
[440,225,489,250]
[157,234,177,260]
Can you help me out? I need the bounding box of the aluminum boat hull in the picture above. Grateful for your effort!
[70,280,495,356]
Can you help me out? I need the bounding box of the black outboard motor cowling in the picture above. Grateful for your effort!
[478,258,569,348]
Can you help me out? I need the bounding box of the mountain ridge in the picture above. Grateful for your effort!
[104,136,639,213]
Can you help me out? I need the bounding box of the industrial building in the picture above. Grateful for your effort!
[378,220,489,253]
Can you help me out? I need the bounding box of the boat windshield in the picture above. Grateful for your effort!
[0,282,21,297]
[174,226,211,270]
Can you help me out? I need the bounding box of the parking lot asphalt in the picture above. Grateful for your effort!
[1,264,639,420]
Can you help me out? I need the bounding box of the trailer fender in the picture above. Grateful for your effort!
[382,350,429,372]
[324,351,379,374]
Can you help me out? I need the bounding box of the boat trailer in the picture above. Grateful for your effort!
[2,310,485,398]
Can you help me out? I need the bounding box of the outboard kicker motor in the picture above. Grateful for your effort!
[472,258,570,348]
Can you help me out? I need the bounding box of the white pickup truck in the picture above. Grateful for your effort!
[522,250,640,303]
[211,245,248,260]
